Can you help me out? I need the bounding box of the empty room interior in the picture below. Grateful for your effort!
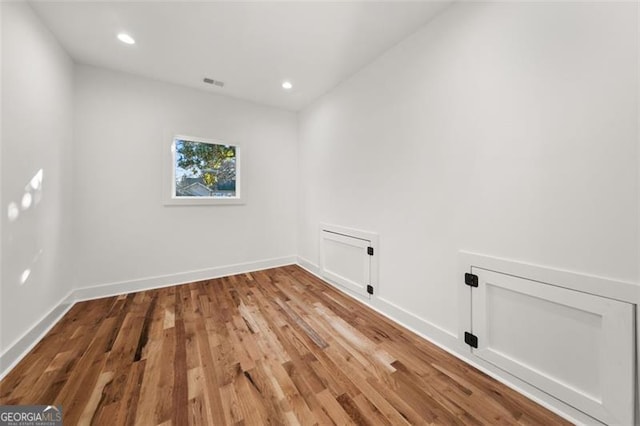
[1,0,639,425]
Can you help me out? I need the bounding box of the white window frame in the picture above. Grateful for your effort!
[164,134,244,206]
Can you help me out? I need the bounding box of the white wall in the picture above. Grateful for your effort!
[1,2,75,353]
[73,65,298,289]
[298,2,639,336]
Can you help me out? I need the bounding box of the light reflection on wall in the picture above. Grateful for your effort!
[21,192,32,210]
[6,169,43,223]
[7,203,19,222]
[6,169,45,286]
[20,269,31,285]
[19,249,43,286]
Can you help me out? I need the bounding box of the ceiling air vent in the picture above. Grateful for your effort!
[203,77,224,87]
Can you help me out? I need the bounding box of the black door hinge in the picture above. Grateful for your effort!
[367,285,374,295]
[464,273,478,287]
[367,246,374,256]
[464,332,478,348]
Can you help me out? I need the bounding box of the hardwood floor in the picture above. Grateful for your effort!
[0,265,571,425]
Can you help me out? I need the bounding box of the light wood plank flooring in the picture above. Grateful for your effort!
[0,265,571,425]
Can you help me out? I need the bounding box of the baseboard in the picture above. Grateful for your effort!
[0,255,615,424]
[0,291,75,381]
[0,256,296,380]
[297,256,459,349]
[297,255,321,276]
[375,296,459,345]
[72,255,297,302]
[295,256,597,426]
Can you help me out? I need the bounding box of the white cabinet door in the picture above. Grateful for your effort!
[471,268,634,426]
[320,230,371,298]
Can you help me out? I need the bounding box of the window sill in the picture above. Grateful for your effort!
[164,197,245,206]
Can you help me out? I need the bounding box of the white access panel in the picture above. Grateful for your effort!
[320,230,371,298]
[471,268,635,426]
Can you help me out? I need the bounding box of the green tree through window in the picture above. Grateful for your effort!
[175,139,237,197]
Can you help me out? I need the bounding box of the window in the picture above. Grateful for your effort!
[165,135,243,205]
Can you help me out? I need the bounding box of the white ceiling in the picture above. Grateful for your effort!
[30,1,451,111]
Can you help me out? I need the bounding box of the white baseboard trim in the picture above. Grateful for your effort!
[72,255,297,302]
[297,256,321,276]
[0,291,75,381]
[0,254,613,424]
[0,256,296,380]
[375,296,459,345]
[297,256,459,349]
[295,256,598,426]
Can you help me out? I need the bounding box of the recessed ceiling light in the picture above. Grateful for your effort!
[117,33,135,45]
[282,81,293,90]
